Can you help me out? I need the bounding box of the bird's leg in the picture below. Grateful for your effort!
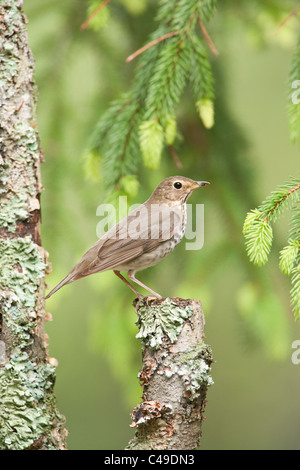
[127,270,162,300]
[113,270,144,299]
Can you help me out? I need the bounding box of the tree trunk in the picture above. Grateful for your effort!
[127,297,213,450]
[0,0,67,450]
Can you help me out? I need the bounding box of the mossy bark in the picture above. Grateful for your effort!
[127,297,213,450]
[0,0,67,450]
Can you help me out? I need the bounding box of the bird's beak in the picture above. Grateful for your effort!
[190,181,210,190]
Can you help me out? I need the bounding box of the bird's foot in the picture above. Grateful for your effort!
[133,294,162,312]
[133,296,143,312]
[143,295,162,306]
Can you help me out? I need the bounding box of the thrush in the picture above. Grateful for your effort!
[45,176,209,301]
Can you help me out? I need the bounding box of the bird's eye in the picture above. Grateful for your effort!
[173,181,182,189]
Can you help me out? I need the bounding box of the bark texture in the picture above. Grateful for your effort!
[0,0,67,450]
[127,297,213,450]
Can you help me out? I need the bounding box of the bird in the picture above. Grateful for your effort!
[45,176,209,301]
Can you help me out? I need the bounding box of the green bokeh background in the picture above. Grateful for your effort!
[24,0,300,449]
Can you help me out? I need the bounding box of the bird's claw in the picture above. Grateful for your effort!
[144,295,161,306]
[133,295,162,312]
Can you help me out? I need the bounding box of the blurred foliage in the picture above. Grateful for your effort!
[23,0,300,449]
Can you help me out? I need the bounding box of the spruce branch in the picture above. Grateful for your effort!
[168,145,183,169]
[139,119,164,170]
[244,22,300,319]
[164,114,177,146]
[198,19,219,56]
[243,176,300,319]
[279,239,300,276]
[80,0,112,31]
[291,266,300,320]
[142,33,191,123]
[243,209,273,266]
[126,30,180,63]
[86,0,218,195]
[260,181,300,223]
[196,98,215,129]
[274,5,300,36]
[289,206,300,241]
[189,33,214,122]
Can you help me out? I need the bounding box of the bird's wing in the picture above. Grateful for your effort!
[80,203,180,275]
[45,204,180,298]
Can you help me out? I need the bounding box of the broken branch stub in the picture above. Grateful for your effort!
[127,297,213,450]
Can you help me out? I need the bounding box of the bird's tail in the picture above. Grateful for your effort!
[45,273,74,299]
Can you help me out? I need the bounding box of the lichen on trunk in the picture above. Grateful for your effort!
[0,0,67,450]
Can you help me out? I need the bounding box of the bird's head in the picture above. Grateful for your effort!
[149,176,210,204]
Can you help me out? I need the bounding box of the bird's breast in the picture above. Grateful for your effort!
[172,203,187,244]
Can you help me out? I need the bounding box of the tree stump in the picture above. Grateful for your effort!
[127,297,213,450]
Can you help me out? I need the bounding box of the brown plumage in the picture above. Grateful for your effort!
[45,176,209,300]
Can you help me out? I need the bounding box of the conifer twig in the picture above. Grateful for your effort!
[274,5,300,36]
[126,31,180,63]
[168,145,183,169]
[81,0,112,31]
[264,183,300,222]
[198,20,219,57]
